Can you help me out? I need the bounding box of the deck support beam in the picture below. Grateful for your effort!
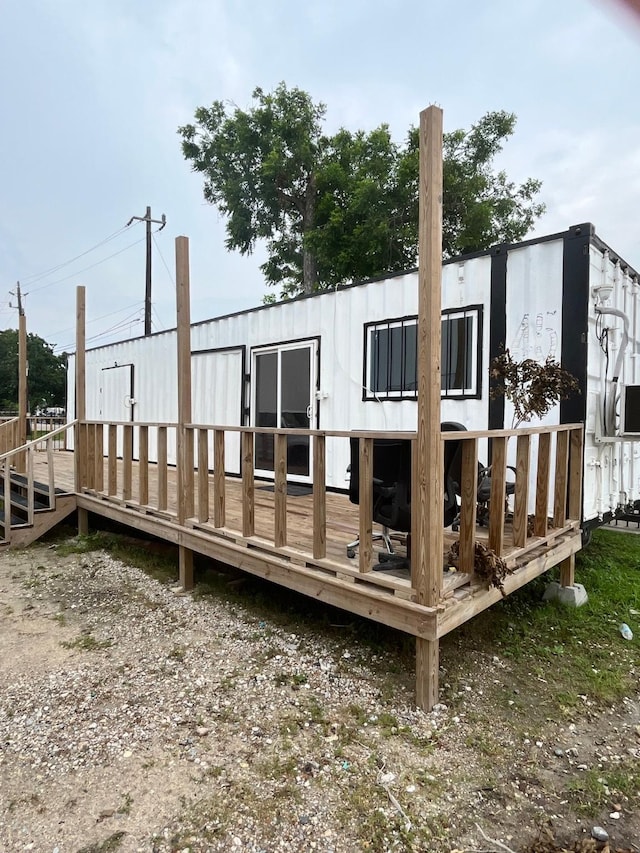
[78,507,89,536]
[559,553,575,587]
[179,544,194,591]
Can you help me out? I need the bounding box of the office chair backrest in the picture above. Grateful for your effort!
[348,437,412,533]
[441,422,467,527]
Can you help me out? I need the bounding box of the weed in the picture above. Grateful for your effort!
[76,832,127,853]
[117,792,133,815]
[62,633,112,652]
[168,644,187,661]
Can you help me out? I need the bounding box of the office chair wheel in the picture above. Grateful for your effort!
[347,548,356,559]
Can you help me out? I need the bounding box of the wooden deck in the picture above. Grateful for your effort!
[30,434,583,643]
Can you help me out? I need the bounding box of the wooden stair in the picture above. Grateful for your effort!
[0,470,76,548]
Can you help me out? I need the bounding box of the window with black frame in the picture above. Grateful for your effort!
[364,305,482,400]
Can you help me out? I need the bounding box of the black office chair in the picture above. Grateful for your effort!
[346,438,412,569]
[347,436,460,570]
[441,421,516,528]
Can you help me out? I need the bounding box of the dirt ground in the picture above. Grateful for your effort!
[0,537,639,853]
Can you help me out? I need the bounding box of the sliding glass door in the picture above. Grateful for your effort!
[252,341,317,481]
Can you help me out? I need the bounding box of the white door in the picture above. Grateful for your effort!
[100,364,134,456]
[191,348,244,475]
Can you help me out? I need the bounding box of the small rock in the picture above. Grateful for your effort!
[591,826,609,842]
[554,748,565,757]
[195,726,209,737]
[609,811,621,820]
[299,815,311,825]
[97,808,115,821]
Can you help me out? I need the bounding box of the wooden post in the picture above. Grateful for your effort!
[16,312,27,471]
[75,286,89,536]
[179,544,194,590]
[560,553,575,587]
[414,105,444,711]
[175,237,194,589]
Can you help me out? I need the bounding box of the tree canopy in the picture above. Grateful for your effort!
[179,84,545,299]
[0,329,67,411]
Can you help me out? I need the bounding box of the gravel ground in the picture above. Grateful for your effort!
[1,536,639,852]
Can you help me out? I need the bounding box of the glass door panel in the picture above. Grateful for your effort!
[281,347,310,476]
[254,351,277,472]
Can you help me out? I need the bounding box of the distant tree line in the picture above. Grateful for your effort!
[0,329,67,411]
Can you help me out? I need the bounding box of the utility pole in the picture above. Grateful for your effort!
[126,206,166,336]
[9,281,28,465]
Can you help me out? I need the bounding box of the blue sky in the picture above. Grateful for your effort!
[1,0,639,352]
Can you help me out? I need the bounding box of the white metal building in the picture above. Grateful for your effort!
[67,223,640,533]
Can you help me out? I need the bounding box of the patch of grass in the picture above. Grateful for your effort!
[62,633,112,652]
[52,530,178,584]
[76,832,127,853]
[441,529,640,715]
[566,758,640,816]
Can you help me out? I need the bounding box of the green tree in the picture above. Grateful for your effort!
[0,329,67,411]
[179,84,545,298]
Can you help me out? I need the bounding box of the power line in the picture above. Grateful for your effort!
[20,225,134,286]
[152,232,175,285]
[152,304,164,333]
[53,307,145,353]
[27,235,147,295]
[46,300,144,341]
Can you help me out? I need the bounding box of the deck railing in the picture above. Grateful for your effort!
[77,420,583,600]
[0,417,20,456]
[0,421,77,544]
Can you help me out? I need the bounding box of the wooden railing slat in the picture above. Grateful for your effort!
[108,425,117,496]
[513,434,530,548]
[198,428,209,523]
[94,423,104,492]
[213,429,225,528]
[241,432,254,537]
[568,427,584,521]
[534,432,552,536]
[358,438,374,573]
[274,433,287,547]
[488,436,507,555]
[139,425,149,505]
[157,427,168,511]
[313,435,326,559]
[553,430,570,528]
[458,437,478,573]
[122,425,133,501]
